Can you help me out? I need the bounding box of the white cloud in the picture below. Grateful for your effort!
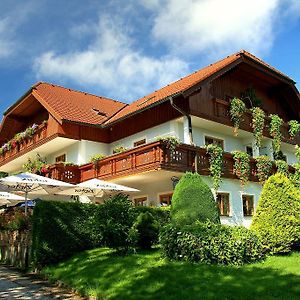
[151,0,281,57]
[0,18,15,58]
[34,17,188,101]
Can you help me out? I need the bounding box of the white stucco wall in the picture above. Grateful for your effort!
[110,120,184,153]
[128,173,262,228]
[47,140,109,165]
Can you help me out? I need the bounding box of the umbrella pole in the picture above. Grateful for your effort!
[25,191,28,216]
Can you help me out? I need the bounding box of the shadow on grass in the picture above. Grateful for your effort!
[43,248,300,300]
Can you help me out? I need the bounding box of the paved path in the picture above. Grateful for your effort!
[0,265,83,299]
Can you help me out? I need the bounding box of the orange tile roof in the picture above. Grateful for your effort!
[33,82,127,125]
[105,50,294,125]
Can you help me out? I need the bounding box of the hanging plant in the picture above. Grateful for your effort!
[157,136,180,155]
[251,107,265,148]
[288,120,300,139]
[229,98,246,135]
[232,151,250,187]
[206,144,223,191]
[269,114,283,154]
[275,160,289,176]
[255,155,273,184]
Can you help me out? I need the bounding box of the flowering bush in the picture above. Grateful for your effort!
[23,154,48,175]
[0,122,45,155]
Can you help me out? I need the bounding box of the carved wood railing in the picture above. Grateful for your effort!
[0,124,48,165]
[48,141,295,183]
[47,163,81,184]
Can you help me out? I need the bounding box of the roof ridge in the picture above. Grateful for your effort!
[33,81,127,105]
[132,52,239,104]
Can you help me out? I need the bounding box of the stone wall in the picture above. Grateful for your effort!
[0,230,31,269]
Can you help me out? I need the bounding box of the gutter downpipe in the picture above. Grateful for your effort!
[169,96,198,173]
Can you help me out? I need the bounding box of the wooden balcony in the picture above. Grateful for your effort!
[0,123,48,165]
[47,163,81,184]
[49,141,293,184]
[213,99,300,145]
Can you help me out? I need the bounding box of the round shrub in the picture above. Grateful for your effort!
[171,172,220,226]
[251,173,300,254]
[160,221,264,265]
[132,212,159,249]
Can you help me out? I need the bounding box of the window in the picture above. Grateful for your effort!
[55,154,66,163]
[134,197,147,206]
[246,146,253,157]
[159,193,173,206]
[133,139,146,147]
[242,195,254,216]
[216,193,230,216]
[205,136,224,149]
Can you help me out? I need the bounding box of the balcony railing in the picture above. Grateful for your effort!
[0,123,48,165]
[213,98,300,145]
[49,141,294,184]
[47,163,81,184]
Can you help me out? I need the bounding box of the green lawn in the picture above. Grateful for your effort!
[42,248,300,300]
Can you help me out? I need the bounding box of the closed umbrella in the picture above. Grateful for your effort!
[0,172,74,215]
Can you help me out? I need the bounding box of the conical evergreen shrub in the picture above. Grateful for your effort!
[251,173,300,254]
[171,172,220,226]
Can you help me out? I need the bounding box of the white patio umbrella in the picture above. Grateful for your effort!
[57,178,139,200]
[0,172,74,215]
[0,191,28,206]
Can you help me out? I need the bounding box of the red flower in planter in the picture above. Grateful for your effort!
[41,166,49,174]
[11,140,17,149]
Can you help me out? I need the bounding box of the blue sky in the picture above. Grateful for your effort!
[0,0,300,116]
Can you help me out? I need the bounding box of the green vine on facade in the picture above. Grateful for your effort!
[251,107,265,148]
[232,151,250,187]
[288,120,300,139]
[255,155,273,184]
[229,98,246,135]
[269,114,283,154]
[275,160,289,176]
[206,144,223,191]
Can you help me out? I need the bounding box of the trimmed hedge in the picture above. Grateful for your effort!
[31,197,170,267]
[251,173,300,254]
[171,172,220,226]
[160,221,265,265]
[31,201,105,267]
